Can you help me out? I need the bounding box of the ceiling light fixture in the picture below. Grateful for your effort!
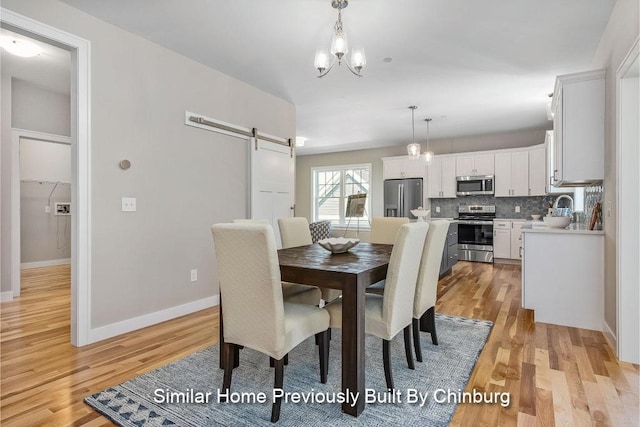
[314,1,366,78]
[0,36,41,58]
[407,106,421,159]
[423,118,434,164]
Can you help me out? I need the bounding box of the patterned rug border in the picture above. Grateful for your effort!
[85,314,494,426]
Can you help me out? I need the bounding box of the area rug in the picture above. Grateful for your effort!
[85,314,493,426]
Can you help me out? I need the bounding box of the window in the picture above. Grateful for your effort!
[312,164,371,227]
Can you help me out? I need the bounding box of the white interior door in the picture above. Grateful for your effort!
[250,139,294,248]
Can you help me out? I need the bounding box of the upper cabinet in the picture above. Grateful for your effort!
[551,69,605,186]
[528,144,546,196]
[427,156,457,198]
[544,131,566,194]
[382,156,424,180]
[456,153,494,176]
[494,151,529,197]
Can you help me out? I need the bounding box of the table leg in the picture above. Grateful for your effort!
[340,275,365,416]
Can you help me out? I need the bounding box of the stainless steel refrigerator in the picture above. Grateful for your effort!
[384,178,423,219]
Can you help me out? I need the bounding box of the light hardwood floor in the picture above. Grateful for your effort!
[1,263,638,426]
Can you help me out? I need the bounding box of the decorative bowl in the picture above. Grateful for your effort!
[317,237,360,254]
[543,216,571,228]
[410,208,431,222]
[531,214,541,221]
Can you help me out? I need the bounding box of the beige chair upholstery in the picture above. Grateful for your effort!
[236,218,322,306]
[412,220,449,361]
[325,222,429,389]
[278,217,313,248]
[370,217,410,244]
[212,223,330,422]
[278,217,341,304]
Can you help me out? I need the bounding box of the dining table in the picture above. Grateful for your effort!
[277,242,393,417]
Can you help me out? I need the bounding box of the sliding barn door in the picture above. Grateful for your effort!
[250,139,294,248]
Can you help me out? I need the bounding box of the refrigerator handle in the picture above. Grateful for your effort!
[397,184,402,218]
[400,184,405,217]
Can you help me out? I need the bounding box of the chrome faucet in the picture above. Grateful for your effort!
[553,195,574,216]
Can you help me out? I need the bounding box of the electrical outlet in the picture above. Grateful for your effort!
[190,269,198,282]
[515,206,520,213]
[607,201,612,217]
[45,206,51,213]
[122,197,137,212]
[435,206,441,213]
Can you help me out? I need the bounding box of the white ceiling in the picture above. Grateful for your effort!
[0,28,70,95]
[37,1,618,154]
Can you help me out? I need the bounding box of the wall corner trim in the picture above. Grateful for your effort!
[602,320,617,352]
[87,295,219,344]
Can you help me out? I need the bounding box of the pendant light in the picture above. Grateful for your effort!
[423,118,434,164]
[407,106,420,159]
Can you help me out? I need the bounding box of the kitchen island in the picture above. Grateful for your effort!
[521,223,604,330]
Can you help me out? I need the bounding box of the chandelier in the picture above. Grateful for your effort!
[314,1,366,78]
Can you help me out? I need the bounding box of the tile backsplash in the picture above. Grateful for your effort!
[430,193,574,220]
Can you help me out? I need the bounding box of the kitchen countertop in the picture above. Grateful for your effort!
[521,221,604,235]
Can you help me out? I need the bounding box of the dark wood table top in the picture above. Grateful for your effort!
[277,242,393,274]
[277,243,393,291]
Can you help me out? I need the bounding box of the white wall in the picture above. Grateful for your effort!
[11,78,71,136]
[590,0,640,337]
[20,138,72,264]
[1,0,295,333]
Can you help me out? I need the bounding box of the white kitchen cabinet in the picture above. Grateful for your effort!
[528,145,546,196]
[494,151,529,197]
[427,156,456,198]
[510,221,525,259]
[382,156,424,180]
[493,220,512,259]
[455,153,494,176]
[551,69,605,186]
[544,131,568,194]
[522,229,604,330]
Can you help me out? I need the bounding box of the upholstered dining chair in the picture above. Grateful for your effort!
[235,219,321,306]
[370,217,410,244]
[412,220,449,362]
[212,223,330,423]
[325,222,429,390]
[278,217,341,304]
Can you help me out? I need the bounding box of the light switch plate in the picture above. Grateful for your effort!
[122,197,137,212]
[190,269,198,282]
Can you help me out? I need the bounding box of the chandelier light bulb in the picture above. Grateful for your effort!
[331,31,348,59]
[351,47,366,71]
[314,48,330,72]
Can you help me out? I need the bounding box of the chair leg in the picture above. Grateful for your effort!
[403,325,415,370]
[316,330,329,383]
[427,307,438,345]
[382,339,394,390]
[412,318,423,363]
[221,343,235,402]
[270,354,288,367]
[271,358,285,423]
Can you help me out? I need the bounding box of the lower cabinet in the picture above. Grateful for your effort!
[493,220,525,261]
[439,223,458,277]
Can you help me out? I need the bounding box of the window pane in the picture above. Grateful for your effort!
[313,165,371,226]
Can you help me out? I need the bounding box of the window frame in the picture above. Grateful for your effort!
[311,163,372,229]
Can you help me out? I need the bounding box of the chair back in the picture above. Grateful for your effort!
[413,220,449,318]
[381,222,429,336]
[309,220,332,243]
[278,217,313,248]
[211,223,285,355]
[370,217,410,244]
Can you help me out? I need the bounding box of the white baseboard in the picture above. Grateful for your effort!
[88,294,219,344]
[21,258,71,269]
[602,320,617,352]
[1,291,14,302]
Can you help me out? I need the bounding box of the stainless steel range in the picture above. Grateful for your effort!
[456,205,496,263]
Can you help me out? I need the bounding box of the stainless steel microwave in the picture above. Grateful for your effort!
[456,175,494,196]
